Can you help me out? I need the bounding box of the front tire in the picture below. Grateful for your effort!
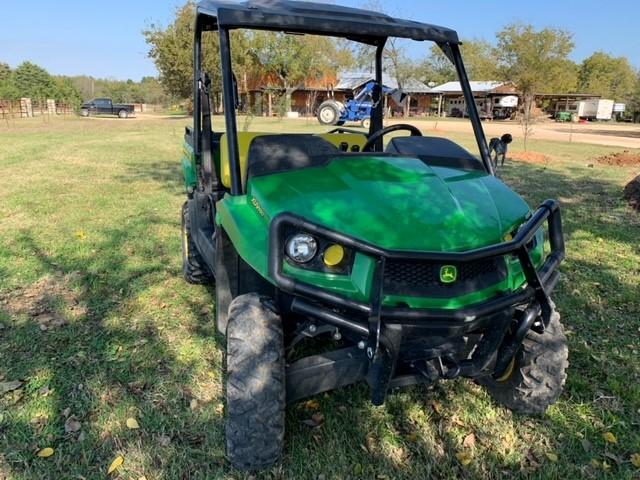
[479,307,568,415]
[181,202,212,284]
[226,293,285,471]
[80,108,89,117]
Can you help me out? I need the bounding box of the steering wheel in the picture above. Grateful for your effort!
[361,124,422,152]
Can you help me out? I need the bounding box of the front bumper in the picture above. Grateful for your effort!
[269,200,565,403]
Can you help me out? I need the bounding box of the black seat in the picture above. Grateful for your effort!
[385,136,485,171]
[247,134,340,179]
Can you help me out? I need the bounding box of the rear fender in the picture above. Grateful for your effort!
[182,142,198,193]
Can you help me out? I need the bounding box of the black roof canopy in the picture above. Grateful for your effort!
[197,0,460,44]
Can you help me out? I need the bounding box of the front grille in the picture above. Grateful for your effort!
[383,257,507,298]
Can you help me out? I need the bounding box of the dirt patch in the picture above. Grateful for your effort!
[509,151,551,165]
[595,150,640,167]
[0,272,87,330]
[624,176,640,212]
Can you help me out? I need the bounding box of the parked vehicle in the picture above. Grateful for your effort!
[180,0,569,470]
[568,99,614,121]
[80,98,135,118]
[317,81,406,128]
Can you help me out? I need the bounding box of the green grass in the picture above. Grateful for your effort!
[0,115,639,479]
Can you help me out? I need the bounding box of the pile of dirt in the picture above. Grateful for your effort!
[509,151,550,164]
[596,150,640,167]
[624,175,640,212]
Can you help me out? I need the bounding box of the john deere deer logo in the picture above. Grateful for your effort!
[440,265,458,284]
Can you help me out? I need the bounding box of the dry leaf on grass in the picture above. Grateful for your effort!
[0,380,22,396]
[64,416,82,433]
[450,415,465,427]
[456,451,472,466]
[107,456,124,475]
[62,407,71,418]
[545,452,559,462]
[36,447,54,458]
[603,432,617,444]
[462,433,476,448]
[405,432,418,443]
[126,418,140,429]
[630,453,640,468]
[304,399,320,410]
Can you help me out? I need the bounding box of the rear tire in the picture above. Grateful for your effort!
[361,118,371,129]
[181,202,212,284]
[225,293,285,471]
[479,307,568,415]
[118,109,128,119]
[317,100,341,126]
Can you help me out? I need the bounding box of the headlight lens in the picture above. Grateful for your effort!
[286,234,318,263]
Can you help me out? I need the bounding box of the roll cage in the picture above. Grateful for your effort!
[192,0,495,197]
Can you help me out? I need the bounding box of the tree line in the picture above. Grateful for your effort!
[0,61,170,107]
[144,2,640,120]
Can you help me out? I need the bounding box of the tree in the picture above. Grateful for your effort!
[13,61,57,100]
[144,2,202,101]
[578,52,636,101]
[415,40,500,87]
[0,62,18,100]
[495,24,576,149]
[53,76,82,106]
[249,32,334,112]
[0,62,10,82]
[461,40,501,80]
[144,2,257,109]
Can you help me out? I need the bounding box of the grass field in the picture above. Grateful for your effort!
[0,115,639,479]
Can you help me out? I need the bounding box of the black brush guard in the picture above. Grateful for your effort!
[268,200,565,404]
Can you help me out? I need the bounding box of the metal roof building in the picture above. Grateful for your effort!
[431,81,513,94]
[336,71,432,94]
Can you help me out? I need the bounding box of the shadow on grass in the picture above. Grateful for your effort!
[0,216,226,479]
[118,160,186,193]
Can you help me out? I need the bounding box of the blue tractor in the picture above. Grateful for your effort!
[316,81,407,128]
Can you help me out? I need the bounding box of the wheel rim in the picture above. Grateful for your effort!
[319,107,335,124]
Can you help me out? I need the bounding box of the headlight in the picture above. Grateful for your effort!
[286,234,318,263]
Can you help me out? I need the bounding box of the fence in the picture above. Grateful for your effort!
[0,98,75,120]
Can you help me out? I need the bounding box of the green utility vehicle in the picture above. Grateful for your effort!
[180,0,568,470]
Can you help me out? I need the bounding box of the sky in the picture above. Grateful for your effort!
[1,0,638,81]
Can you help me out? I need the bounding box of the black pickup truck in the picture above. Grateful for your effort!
[80,98,135,118]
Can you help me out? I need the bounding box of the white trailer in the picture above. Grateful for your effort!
[576,99,614,120]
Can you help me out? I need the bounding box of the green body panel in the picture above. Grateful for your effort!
[181,142,198,191]
[216,155,544,308]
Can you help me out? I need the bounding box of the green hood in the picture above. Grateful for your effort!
[249,156,530,252]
